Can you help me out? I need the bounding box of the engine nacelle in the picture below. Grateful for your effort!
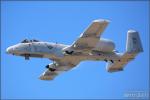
[93,38,115,52]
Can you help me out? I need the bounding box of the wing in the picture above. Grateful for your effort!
[106,52,137,72]
[72,19,109,51]
[39,69,60,80]
[39,63,77,80]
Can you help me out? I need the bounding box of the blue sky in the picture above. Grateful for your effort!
[1,1,149,99]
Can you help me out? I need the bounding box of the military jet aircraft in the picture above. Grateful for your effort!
[6,19,143,80]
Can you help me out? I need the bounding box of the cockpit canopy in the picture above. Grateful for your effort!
[21,39,40,43]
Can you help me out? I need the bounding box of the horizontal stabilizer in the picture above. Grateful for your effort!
[106,53,136,72]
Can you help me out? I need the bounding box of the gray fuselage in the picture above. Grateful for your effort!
[6,41,122,65]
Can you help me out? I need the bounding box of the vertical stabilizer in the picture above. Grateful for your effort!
[126,30,143,53]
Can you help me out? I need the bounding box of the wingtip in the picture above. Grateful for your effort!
[128,29,138,33]
[93,19,110,23]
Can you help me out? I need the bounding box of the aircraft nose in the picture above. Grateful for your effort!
[6,46,14,54]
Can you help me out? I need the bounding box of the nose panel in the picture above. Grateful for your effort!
[6,46,14,54]
[6,43,31,55]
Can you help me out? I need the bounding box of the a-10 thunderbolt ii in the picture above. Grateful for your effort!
[6,19,143,80]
